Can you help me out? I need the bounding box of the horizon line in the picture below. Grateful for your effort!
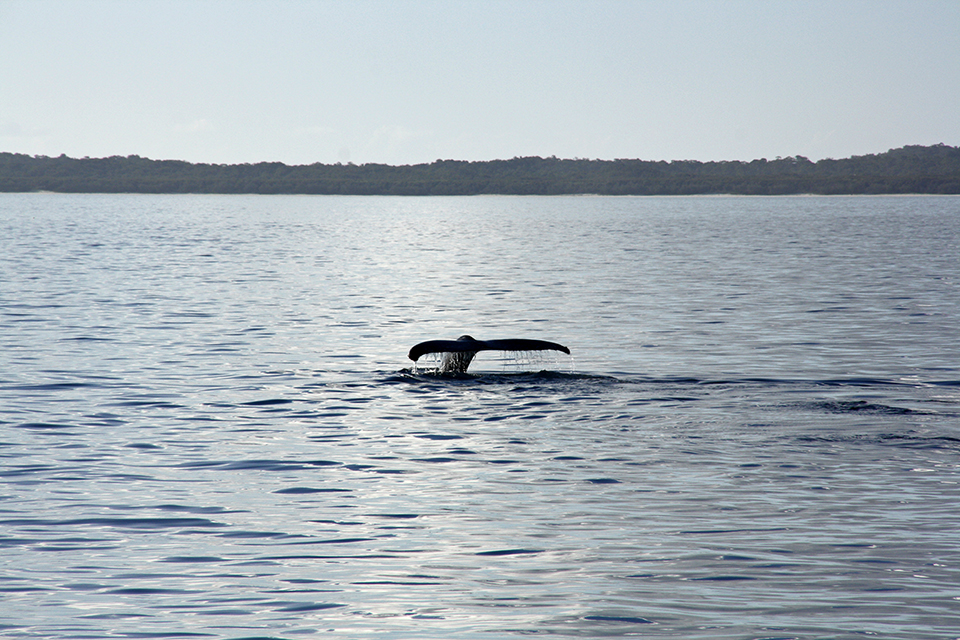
[4,142,956,168]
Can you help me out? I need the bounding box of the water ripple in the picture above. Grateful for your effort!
[2,194,958,639]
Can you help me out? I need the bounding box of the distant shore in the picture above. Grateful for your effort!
[3,144,958,196]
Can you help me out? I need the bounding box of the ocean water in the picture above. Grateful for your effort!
[1,193,958,639]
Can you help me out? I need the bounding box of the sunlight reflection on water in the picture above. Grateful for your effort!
[0,194,958,639]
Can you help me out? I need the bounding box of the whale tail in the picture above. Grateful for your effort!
[408,335,570,373]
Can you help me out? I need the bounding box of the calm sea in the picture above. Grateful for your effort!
[1,193,958,639]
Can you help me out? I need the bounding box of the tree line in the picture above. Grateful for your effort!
[1,144,959,195]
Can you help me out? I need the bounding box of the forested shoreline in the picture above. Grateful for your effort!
[2,144,959,195]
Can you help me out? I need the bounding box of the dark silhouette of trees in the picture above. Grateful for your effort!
[1,144,958,195]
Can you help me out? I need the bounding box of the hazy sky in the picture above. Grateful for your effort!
[2,0,958,166]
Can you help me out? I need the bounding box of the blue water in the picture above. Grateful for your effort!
[1,193,958,639]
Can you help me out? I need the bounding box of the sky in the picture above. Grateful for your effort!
[1,0,958,166]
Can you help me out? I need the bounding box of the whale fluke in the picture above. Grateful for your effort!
[408,335,570,373]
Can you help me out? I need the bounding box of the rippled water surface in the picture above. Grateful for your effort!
[1,194,959,639]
